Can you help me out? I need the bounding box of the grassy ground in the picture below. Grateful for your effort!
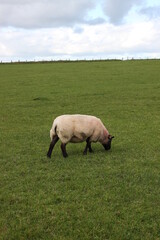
[0,60,160,239]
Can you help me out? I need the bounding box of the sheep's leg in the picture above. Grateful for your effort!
[47,135,59,158]
[61,143,68,158]
[88,142,93,153]
[83,137,92,155]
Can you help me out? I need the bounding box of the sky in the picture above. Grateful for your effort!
[0,0,160,62]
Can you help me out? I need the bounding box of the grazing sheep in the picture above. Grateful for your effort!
[47,114,114,158]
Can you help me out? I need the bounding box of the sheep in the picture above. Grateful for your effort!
[47,114,114,158]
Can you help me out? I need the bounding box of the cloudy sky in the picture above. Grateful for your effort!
[0,0,160,62]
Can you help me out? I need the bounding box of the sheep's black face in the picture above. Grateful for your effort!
[103,135,114,151]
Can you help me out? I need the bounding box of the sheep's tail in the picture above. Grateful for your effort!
[50,121,57,140]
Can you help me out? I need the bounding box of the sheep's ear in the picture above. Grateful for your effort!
[108,134,112,139]
[108,135,114,140]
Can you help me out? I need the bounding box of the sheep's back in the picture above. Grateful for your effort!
[55,115,103,143]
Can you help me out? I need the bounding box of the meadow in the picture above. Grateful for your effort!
[0,60,160,240]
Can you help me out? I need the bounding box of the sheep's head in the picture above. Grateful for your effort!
[103,135,114,151]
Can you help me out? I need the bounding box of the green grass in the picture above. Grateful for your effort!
[0,60,160,240]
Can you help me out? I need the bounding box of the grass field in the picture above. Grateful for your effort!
[0,60,160,239]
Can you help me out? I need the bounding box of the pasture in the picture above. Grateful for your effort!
[0,60,160,239]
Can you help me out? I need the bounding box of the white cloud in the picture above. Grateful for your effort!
[102,0,145,24]
[1,19,160,61]
[140,6,160,19]
[0,0,160,61]
[0,0,96,28]
[1,0,160,29]
[0,42,12,57]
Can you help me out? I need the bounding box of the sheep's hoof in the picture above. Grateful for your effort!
[83,151,87,155]
[63,154,68,158]
[47,154,51,158]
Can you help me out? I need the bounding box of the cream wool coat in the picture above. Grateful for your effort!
[50,114,109,144]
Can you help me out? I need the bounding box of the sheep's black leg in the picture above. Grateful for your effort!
[83,144,88,155]
[88,142,93,153]
[61,143,68,158]
[47,135,59,158]
[83,137,92,155]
